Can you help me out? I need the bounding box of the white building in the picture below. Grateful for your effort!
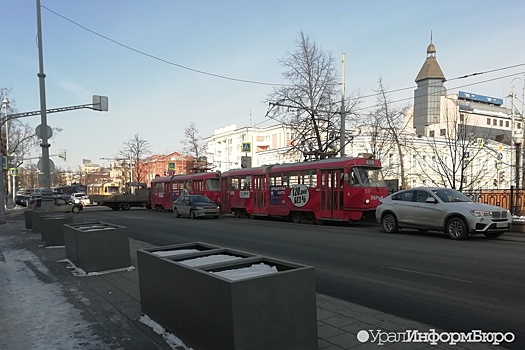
[203,123,301,172]
[204,40,521,190]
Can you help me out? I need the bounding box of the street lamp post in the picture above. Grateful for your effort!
[513,130,523,216]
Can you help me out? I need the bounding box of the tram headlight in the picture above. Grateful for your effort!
[364,198,370,205]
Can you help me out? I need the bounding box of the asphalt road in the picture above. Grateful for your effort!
[82,207,525,349]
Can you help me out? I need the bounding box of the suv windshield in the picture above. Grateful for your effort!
[431,189,472,203]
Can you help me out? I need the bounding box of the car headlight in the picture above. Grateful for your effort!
[470,210,492,217]
[195,207,204,210]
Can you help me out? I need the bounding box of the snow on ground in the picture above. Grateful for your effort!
[0,235,111,350]
[139,315,194,350]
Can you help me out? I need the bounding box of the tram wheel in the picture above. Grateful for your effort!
[291,212,301,223]
[314,217,324,225]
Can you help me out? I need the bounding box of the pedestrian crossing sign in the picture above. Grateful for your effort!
[168,162,175,170]
[241,142,251,153]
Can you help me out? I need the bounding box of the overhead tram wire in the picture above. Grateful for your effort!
[43,6,525,115]
[41,5,288,87]
[352,70,525,114]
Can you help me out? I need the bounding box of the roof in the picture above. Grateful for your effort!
[415,43,446,83]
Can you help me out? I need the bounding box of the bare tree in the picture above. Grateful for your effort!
[181,122,209,172]
[364,78,412,188]
[119,133,151,183]
[414,106,491,191]
[266,32,343,160]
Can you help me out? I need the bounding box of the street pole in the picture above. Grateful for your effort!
[514,130,523,216]
[36,0,54,210]
[0,100,6,223]
[340,53,346,158]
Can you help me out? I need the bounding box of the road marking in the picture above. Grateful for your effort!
[384,266,473,283]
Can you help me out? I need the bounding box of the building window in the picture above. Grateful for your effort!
[487,118,491,125]
[429,130,435,137]
[440,129,446,136]
[493,119,497,126]
[500,120,503,127]
[518,123,522,129]
[506,121,510,127]
[460,113,465,122]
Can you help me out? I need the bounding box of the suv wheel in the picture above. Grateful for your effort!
[446,217,469,240]
[72,206,80,214]
[381,213,399,233]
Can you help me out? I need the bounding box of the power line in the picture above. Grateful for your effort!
[43,5,525,101]
[41,5,288,87]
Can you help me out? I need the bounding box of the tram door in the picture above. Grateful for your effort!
[319,169,344,219]
[251,175,267,215]
[220,177,230,213]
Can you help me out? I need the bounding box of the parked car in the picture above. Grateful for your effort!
[172,194,220,219]
[71,192,91,206]
[15,192,31,207]
[33,197,83,214]
[375,187,512,240]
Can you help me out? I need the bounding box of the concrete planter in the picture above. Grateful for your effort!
[41,215,82,247]
[63,221,130,272]
[31,210,58,233]
[511,221,525,233]
[137,242,317,350]
[24,210,33,229]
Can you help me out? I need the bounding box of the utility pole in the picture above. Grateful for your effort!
[36,0,55,210]
[340,53,346,158]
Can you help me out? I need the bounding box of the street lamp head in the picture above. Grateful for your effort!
[513,129,523,145]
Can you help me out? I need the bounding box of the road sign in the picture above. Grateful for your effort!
[241,142,251,153]
[497,153,503,160]
[37,158,55,172]
[477,138,484,148]
[35,124,53,139]
[496,161,503,170]
[168,162,175,170]
[9,168,18,176]
[1,156,6,170]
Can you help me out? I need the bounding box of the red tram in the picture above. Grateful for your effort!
[220,157,388,224]
[150,171,221,211]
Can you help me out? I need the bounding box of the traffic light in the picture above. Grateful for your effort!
[493,178,498,187]
[499,171,506,183]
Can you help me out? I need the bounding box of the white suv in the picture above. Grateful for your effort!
[375,187,512,240]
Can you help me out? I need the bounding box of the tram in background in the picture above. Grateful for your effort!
[150,171,222,211]
[220,156,388,224]
[86,182,120,196]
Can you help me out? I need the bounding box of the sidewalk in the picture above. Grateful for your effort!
[0,215,509,350]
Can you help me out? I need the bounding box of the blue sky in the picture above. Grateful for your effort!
[2,0,525,170]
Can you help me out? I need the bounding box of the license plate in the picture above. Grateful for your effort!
[496,222,508,228]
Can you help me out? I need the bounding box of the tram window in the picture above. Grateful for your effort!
[206,178,221,191]
[240,177,250,190]
[229,178,238,190]
[195,180,203,191]
[281,172,298,187]
[350,170,360,185]
[300,171,317,187]
[269,175,281,186]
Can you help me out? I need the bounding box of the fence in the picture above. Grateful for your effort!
[463,187,523,215]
